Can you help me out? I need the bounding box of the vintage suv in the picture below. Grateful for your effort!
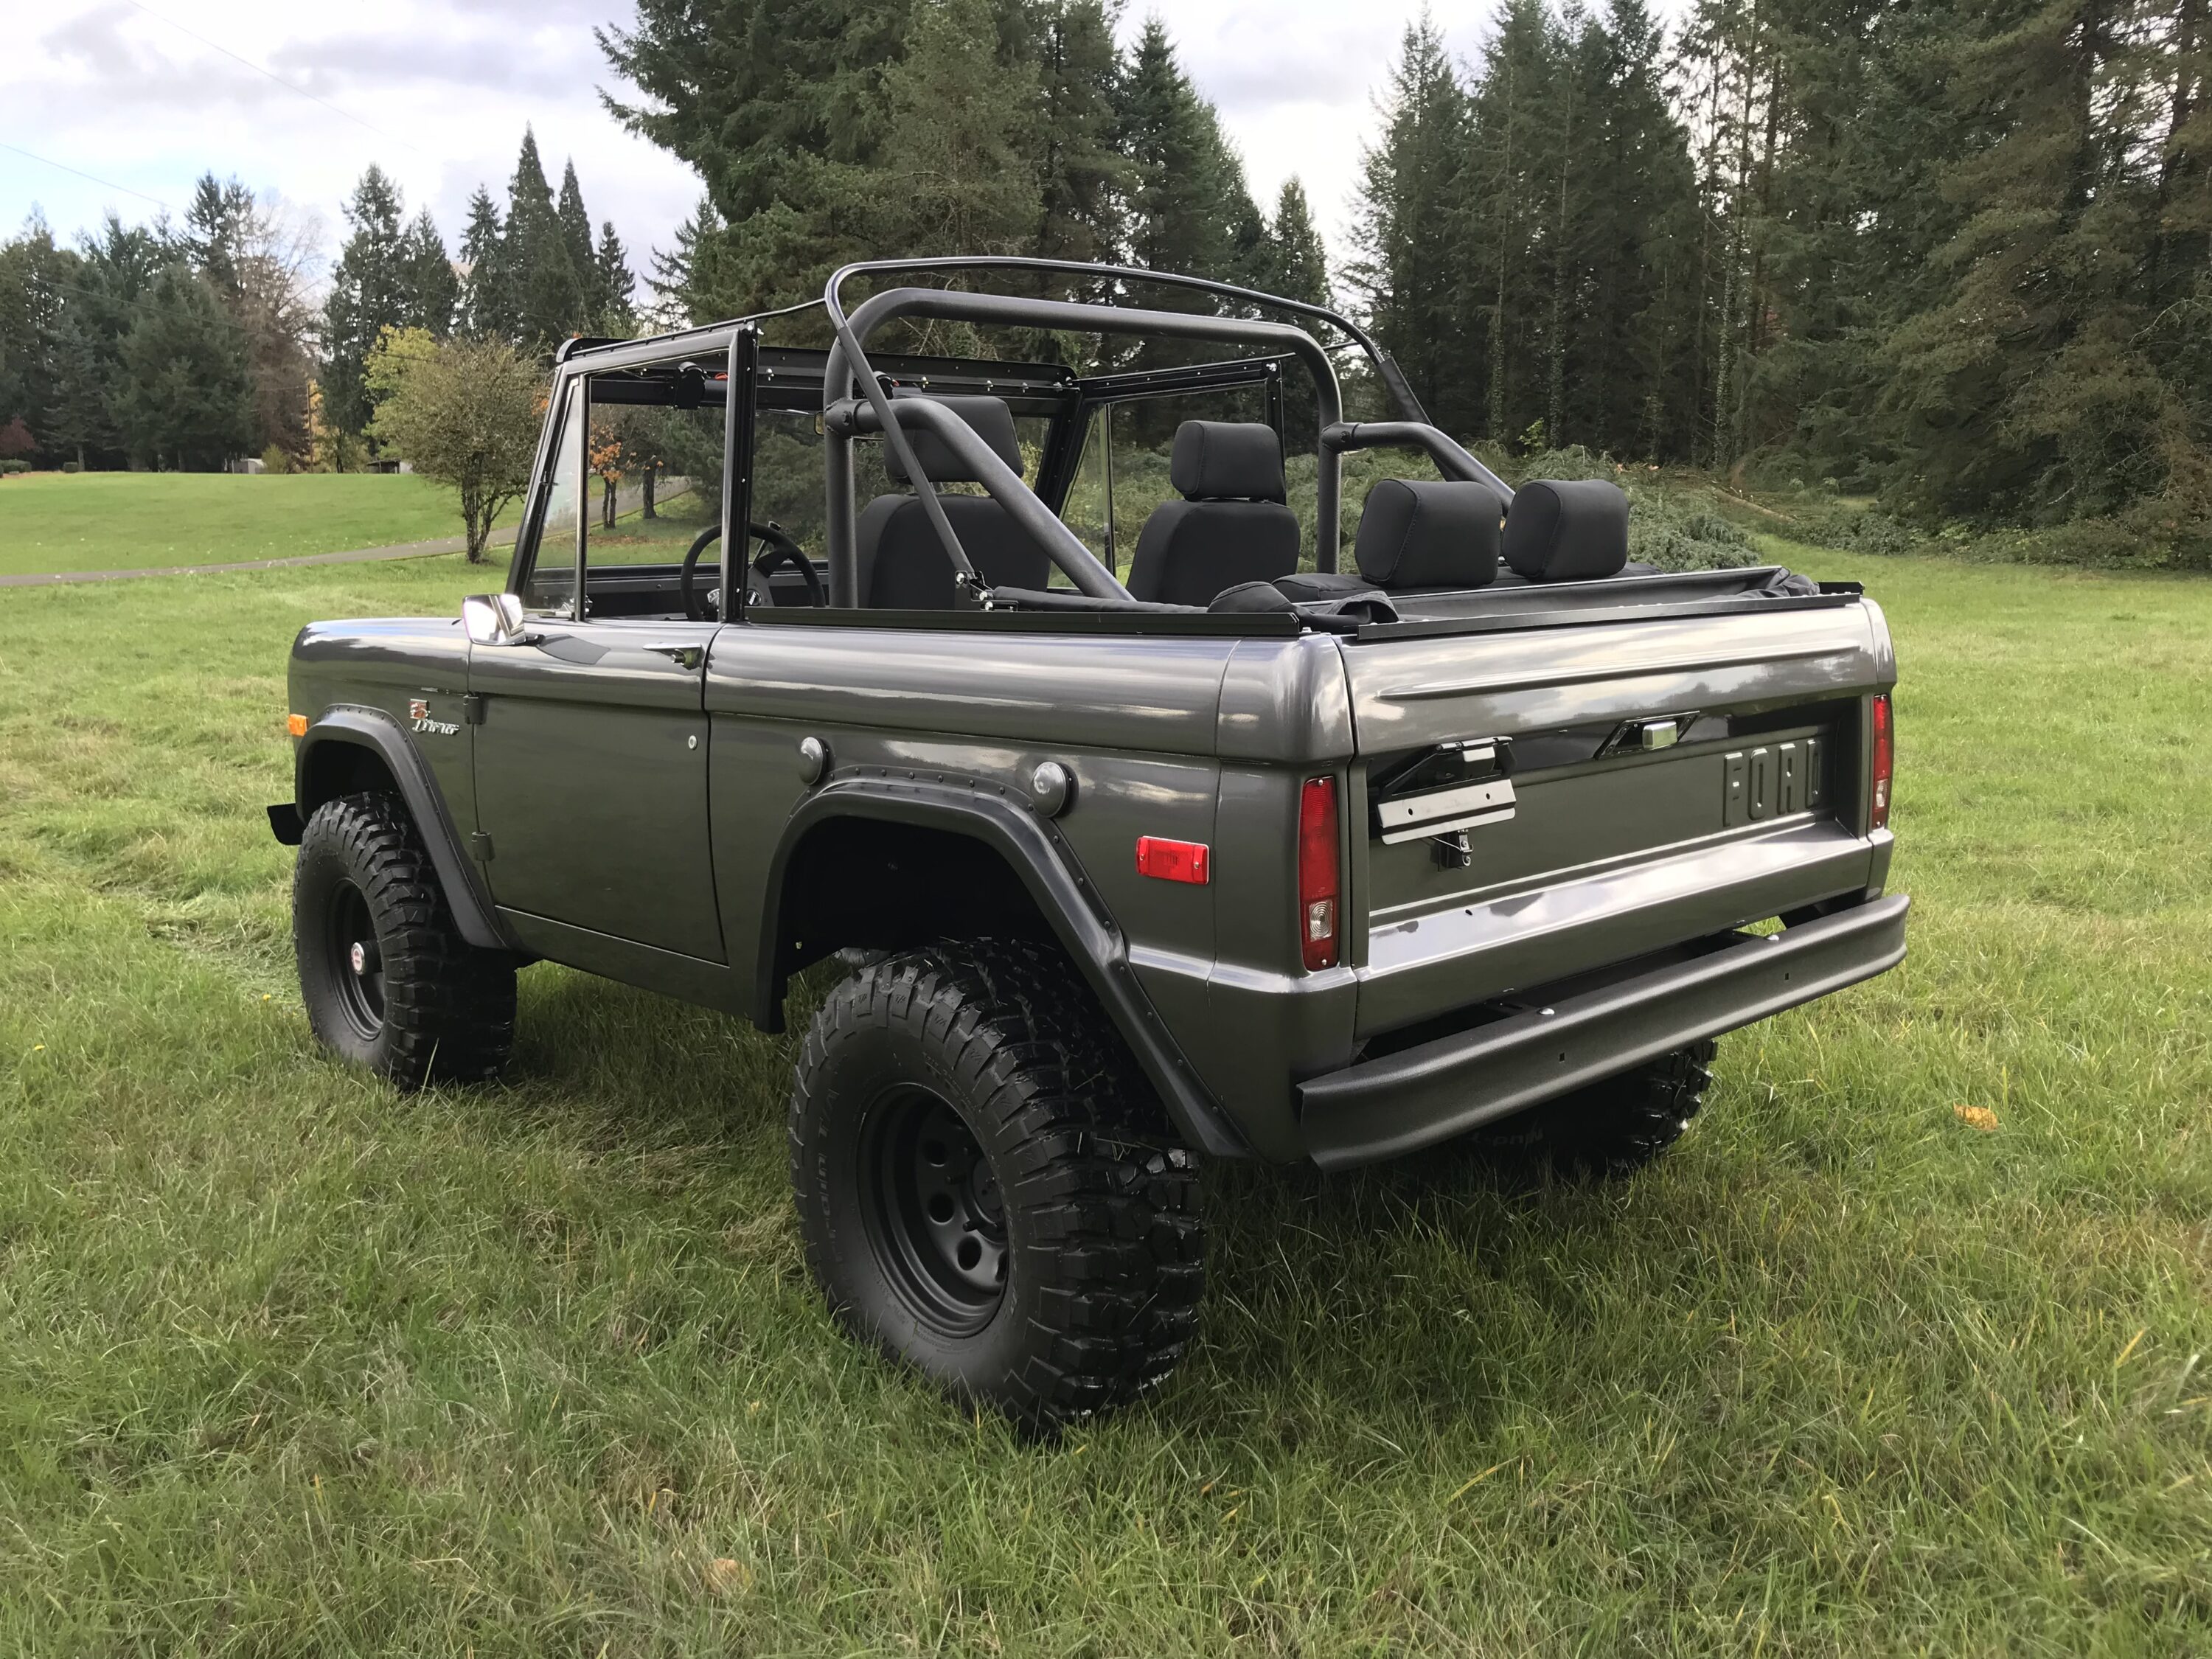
[273,258,1907,1425]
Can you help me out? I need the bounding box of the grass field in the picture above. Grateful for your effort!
[1,548,2209,1653]
[0,472,514,576]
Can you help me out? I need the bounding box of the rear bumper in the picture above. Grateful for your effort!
[1296,892,1909,1170]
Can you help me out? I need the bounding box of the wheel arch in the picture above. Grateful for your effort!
[758,779,1251,1158]
[291,706,514,953]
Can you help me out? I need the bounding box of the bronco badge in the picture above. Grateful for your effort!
[409,698,459,737]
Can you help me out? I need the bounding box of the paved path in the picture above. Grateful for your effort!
[0,529,518,588]
[0,477,692,588]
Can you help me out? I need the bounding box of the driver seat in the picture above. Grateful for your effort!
[855,396,1051,608]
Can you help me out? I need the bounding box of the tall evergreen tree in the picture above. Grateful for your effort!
[0,218,77,465]
[1265,178,1331,306]
[1116,20,1265,290]
[603,0,922,318]
[182,174,256,299]
[1882,0,2185,519]
[458,187,512,339]
[1032,0,1127,274]
[555,161,600,317]
[498,129,587,345]
[63,213,173,467]
[322,166,410,437]
[117,263,255,469]
[399,209,459,337]
[594,221,637,332]
[1349,15,1475,428]
[874,0,1044,257]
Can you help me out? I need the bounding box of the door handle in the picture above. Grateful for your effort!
[641,644,705,669]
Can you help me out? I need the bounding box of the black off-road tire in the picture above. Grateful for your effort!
[293,791,516,1089]
[1484,1038,1718,1175]
[789,940,1205,1429]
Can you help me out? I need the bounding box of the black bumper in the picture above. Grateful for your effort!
[1298,893,1910,1170]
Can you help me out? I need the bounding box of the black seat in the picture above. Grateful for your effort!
[1502,479,1631,581]
[1126,421,1301,606]
[855,395,1051,608]
[1352,478,1505,591]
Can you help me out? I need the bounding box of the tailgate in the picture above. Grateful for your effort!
[1342,599,1890,1038]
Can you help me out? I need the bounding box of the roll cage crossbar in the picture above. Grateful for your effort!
[818,255,1512,611]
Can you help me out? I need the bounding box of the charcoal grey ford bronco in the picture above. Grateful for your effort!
[274,258,1907,1426]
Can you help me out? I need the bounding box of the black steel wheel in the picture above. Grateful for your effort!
[322,877,386,1043]
[790,940,1205,1429]
[293,791,516,1088]
[860,1086,1009,1334]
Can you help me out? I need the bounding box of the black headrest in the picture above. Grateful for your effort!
[883,394,1022,486]
[1502,479,1630,581]
[1354,479,1503,588]
[1170,420,1285,502]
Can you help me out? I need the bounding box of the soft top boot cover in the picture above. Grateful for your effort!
[1354,479,1504,588]
[1503,479,1631,581]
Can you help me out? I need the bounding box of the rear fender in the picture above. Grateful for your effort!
[759,775,1251,1159]
[289,706,514,953]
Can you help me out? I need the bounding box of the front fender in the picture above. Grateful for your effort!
[292,706,515,953]
[758,773,1251,1159]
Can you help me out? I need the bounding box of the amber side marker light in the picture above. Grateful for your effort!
[1868,692,1894,831]
[286,713,309,737]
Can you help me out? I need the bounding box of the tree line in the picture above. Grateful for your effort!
[0,132,635,473]
[613,0,2209,543]
[6,0,2206,546]
[1348,0,2212,540]
[606,0,1332,334]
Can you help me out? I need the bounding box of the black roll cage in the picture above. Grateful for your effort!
[522,255,1514,617]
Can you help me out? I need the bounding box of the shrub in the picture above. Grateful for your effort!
[260,444,293,476]
[366,330,543,562]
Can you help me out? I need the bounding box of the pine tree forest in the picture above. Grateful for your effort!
[1,0,2207,554]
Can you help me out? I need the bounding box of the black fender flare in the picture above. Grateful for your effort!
[290,706,516,953]
[758,773,1252,1159]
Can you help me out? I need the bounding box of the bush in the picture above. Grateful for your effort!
[366,330,543,562]
[260,444,293,476]
[0,459,29,477]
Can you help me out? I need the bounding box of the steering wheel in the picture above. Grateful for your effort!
[680,521,824,620]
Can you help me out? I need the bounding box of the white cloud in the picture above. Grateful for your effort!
[2,0,1689,305]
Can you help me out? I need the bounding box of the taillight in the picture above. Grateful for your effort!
[1869,692,1894,831]
[1297,775,1340,971]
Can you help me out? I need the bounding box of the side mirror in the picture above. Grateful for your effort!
[462,592,537,647]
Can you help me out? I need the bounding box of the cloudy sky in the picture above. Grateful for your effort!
[1,1,1658,294]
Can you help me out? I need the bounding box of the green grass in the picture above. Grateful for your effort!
[3,547,2211,1653]
[0,472,515,576]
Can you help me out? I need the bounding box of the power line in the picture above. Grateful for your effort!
[122,0,426,159]
[0,141,174,212]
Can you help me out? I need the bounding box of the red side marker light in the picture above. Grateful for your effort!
[1136,835,1210,885]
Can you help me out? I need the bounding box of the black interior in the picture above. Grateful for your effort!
[855,394,1054,609]
[549,347,1656,626]
[1125,421,1302,607]
[1353,478,1506,591]
[1501,479,1632,582]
